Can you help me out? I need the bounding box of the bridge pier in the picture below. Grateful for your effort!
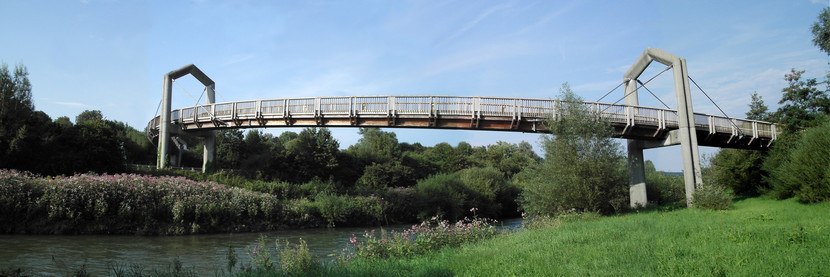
[624,48,703,207]
[625,78,648,208]
[202,84,216,173]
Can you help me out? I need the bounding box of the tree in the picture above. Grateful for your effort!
[216,129,245,169]
[285,128,340,183]
[346,128,401,164]
[76,110,104,125]
[0,63,35,169]
[812,7,830,56]
[518,83,627,215]
[746,92,770,121]
[773,69,830,133]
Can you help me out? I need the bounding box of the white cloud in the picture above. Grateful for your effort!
[54,101,92,108]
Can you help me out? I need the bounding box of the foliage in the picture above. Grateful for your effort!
[355,161,416,193]
[643,161,685,205]
[709,149,766,196]
[773,69,830,133]
[768,120,830,203]
[75,110,103,125]
[285,128,341,183]
[426,143,471,174]
[413,173,469,221]
[812,7,830,56]
[346,128,401,164]
[0,169,340,235]
[692,183,733,210]
[278,238,318,274]
[746,92,771,121]
[518,83,627,216]
[470,141,540,177]
[456,166,518,218]
[339,217,499,262]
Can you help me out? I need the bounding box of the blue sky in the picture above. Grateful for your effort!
[1,0,828,171]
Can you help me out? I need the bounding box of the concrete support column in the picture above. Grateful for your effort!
[672,58,703,206]
[157,76,173,169]
[625,79,647,208]
[202,84,216,173]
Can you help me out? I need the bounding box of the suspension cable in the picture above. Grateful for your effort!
[154,99,162,117]
[595,81,625,103]
[688,76,745,136]
[172,79,221,120]
[601,65,672,112]
[636,79,671,109]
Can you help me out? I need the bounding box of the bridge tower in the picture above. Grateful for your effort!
[157,64,216,173]
[624,48,703,207]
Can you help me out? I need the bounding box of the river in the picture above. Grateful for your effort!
[0,218,522,276]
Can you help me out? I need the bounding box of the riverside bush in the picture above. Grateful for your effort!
[0,169,342,234]
[457,167,516,218]
[413,174,469,221]
[693,184,733,210]
[339,216,499,261]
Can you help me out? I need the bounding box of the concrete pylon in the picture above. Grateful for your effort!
[202,84,216,173]
[156,64,216,173]
[624,48,703,207]
[625,78,648,208]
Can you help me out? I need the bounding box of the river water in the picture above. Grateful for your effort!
[0,218,522,276]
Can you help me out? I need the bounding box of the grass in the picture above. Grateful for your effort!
[314,197,830,276]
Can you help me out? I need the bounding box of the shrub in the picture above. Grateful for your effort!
[414,174,468,221]
[692,184,733,210]
[644,162,685,205]
[382,187,419,223]
[457,167,515,218]
[769,120,830,203]
[315,193,350,227]
[355,161,416,193]
[278,238,318,274]
[710,148,767,196]
[340,217,499,261]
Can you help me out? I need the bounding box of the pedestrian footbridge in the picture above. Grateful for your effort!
[147,48,778,208]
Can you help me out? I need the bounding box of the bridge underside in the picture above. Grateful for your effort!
[157,113,774,150]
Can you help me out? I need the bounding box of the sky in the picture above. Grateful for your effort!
[1,0,829,171]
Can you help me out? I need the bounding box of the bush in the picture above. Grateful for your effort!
[355,161,416,193]
[314,193,387,227]
[382,187,419,223]
[278,238,318,274]
[644,162,685,205]
[340,217,499,261]
[768,121,830,203]
[457,167,516,218]
[414,174,469,221]
[692,184,733,210]
[710,148,767,196]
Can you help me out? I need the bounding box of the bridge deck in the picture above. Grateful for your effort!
[148,96,777,149]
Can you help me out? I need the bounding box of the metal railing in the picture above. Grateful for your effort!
[149,95,778,142]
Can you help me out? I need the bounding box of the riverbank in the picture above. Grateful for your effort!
[0,170,388,235]
[320,197,829,276]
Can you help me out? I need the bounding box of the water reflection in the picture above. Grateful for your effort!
[0,218,522,276]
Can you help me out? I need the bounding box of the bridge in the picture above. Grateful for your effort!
[148,48,778,207]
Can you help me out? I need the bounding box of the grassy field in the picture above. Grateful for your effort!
[311,197,830,276]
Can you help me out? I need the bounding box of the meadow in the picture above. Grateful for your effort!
[295,197,829,276]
